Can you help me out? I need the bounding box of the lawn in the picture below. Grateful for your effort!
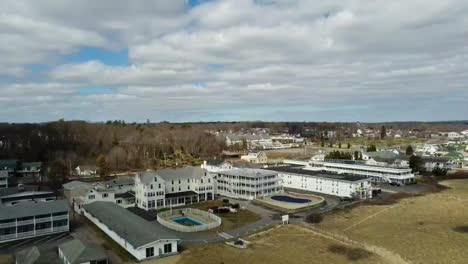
[188,200,262,232]
[174,225,384,264]
[316,179,468,264]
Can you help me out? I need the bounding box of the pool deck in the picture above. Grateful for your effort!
[161,209,217,225]
[253,192,325,214]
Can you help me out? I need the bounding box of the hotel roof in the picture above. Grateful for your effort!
[218,168,277,178]
[0,200,69,221]
[83,202,179,248]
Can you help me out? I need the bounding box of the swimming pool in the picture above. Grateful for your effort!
[171,216,204,226]
[271,195,311,204]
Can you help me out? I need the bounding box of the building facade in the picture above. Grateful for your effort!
[307,161,415,184]
[134,167,215,211]
[215,168,282,200]
[0,200,69,243]
[269,167,372,199]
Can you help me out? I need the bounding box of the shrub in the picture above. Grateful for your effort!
[231,203,240,209]
[328,244,372,261]
[222,199,230,205]
[305,213,324,223]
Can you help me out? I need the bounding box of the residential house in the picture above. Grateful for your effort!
[75,165,97,177]
[240,152,268,164]
[200,160,233,173]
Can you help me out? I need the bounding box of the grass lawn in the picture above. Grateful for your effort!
[188,200,262,232]
[316,179,468,264]
[175,225,384,264]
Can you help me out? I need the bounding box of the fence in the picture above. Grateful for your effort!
[157,208,221,232]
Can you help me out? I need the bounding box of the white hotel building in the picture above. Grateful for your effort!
[134,167,215,211]
[268,167,372,199]
[215,168,282,200]
[306,161,415,184]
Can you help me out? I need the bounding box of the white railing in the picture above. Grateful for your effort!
[17,231,35,238]
[53,226,69,232]
[53,215,69,221]
[17,219,34,225]
[0,234,17,241]
[157,208,221,232]
[35,217,51,223]
[0,222,16,228]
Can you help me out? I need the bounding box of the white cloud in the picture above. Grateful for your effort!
[1,0,468,122]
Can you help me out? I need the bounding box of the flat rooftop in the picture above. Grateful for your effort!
[267,166,369,182]
[218,168,278,178]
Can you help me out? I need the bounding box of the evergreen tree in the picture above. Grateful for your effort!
[347,142,351,149]
[367,144,377,152]
[405,145,414,156]
[380,125,386,139]
[96,154,110,177]
[338,142,342,148]
[354,151,359,160]
[48,160,69,194]
[409,155,424,173]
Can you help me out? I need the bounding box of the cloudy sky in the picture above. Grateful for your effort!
[1,0,467,123]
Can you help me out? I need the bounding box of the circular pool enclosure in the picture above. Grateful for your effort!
[271,195,311,204]
[157,208,221,232]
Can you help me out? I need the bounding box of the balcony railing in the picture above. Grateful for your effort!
[0,222,16,228]
[0,234,17,241]
[17,219,34,225]
[53,215,68,221]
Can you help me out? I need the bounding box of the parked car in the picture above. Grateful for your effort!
[390,181,401,186]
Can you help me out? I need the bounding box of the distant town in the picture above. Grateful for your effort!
[0,121,468,263]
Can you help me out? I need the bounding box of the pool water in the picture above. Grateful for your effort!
[172,216,204,226]
[271,195,311,204]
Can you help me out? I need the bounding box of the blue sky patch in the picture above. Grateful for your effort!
[65,47,129,66]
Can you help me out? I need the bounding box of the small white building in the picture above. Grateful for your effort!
[240,152,268,164]
[215,168,282,200]
[82,202,179,261]
[201,160,233,172]
[269,167,372,199]
[75,165,97,177]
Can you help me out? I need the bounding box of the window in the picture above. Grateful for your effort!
[146,247,154,258]
[117,199,122,204]
[88,195,95,200]
[164,243,172,254]
[150,184,153,189]
[158,184,161,188]
[102,193,108,198]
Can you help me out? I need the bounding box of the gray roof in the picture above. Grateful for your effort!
[157,167,206,182]
[0,200,69,221]
[100,176,134,187]
[63,181,91,190]
[15,246,40,264]
[59,239,107,264]
[83,202,179,248]
[218,168,277,178]
[139,167,207,184]
[365,151,408,163]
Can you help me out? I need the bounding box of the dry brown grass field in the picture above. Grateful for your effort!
[316,179,468,264]
[171,225,384,264]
